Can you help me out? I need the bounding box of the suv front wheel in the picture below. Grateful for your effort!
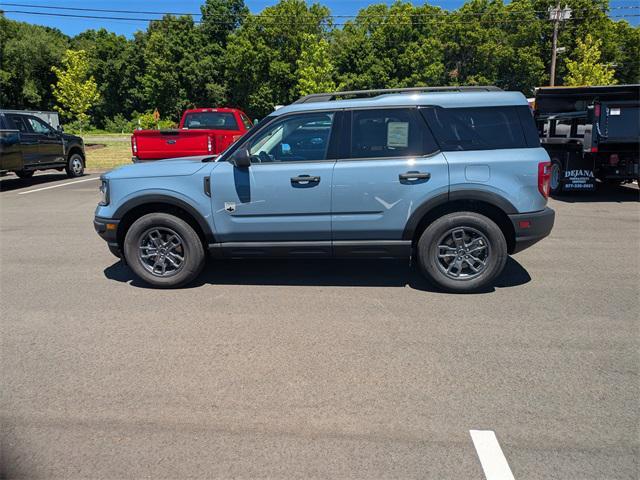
[124,213,205,288]
[417,212,507,293]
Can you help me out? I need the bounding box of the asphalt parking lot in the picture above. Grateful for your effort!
[1,171,638,479]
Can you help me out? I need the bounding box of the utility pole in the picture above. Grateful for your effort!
[549,4,572,86]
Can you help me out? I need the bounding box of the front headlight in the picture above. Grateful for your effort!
[99,179,109,206]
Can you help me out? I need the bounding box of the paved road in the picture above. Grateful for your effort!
[1,172,638,479]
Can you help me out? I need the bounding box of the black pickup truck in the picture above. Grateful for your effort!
[534,85,639,193]
[0,110,86,178]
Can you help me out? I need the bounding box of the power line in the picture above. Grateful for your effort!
[1,2,637,19]
[1,8,637,26]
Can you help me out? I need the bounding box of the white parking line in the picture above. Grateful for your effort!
[470,430,515,480]
[17,176,98,195]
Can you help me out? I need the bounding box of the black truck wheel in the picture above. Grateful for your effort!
[124,213,205,288]
[65,153,85,177]
[417,212,507,293]
[549,159,563,194]
[15,170,34,179]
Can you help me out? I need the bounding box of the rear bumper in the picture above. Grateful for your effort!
[94,216,122,257]
[509,207,555,254]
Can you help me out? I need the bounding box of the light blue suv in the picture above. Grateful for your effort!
[94,87,555,292]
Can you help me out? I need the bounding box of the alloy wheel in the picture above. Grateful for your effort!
[138,227,186,277]
[435,226,491,280]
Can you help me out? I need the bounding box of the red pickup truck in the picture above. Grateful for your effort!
[131,108,252,162]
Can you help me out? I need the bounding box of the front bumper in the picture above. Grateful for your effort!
[94,216,122,258]
[509,207,555,254]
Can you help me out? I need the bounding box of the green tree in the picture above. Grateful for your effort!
[296,34,336,96]
[72,29,136,127]
[564,34,617,86]
[224,0,331,117]
[0,15,69,109]
[51,49,101,130]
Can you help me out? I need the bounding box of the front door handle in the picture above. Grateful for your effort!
[399,171,431,181]
[291,175,320,184]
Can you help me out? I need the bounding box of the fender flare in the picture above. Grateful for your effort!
[113,194,215,243]
[402,189,517,241]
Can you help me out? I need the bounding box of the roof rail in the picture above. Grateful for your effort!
[292,86,502,104]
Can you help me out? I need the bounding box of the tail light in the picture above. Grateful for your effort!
[131,136,137,154]
[207,135,213,153]
[594,103,601,118]
[538,161,552,199]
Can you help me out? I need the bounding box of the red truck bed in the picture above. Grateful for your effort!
[132,108,252,161]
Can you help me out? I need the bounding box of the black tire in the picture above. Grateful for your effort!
[124,213,205,288]
[417,212,508,293]
[549,158,563,195]
[15,170,34,179]
[65,152,85,177]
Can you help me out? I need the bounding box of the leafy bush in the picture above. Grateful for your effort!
[64,119,96,134]
[104,114,135,133]
[101,112,176,133]
[134,111,176,130]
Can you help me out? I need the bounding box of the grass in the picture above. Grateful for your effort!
[83,134,132,171]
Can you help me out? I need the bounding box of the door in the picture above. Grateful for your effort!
[210,111,338,252]
[331,108,449,255]
[7,114,40,167]
[26,116,64,164]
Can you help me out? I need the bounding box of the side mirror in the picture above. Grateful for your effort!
[232,148,251,168]
[57,125,64,133]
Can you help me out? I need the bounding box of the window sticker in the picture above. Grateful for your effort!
[387,122,409,148]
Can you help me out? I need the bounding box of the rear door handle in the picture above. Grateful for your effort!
[291,175,320,184]
[399,171,431,181]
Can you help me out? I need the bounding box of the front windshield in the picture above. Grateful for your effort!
[183,112,239,130]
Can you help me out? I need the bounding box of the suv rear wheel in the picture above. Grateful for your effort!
[417,212,507,293]
[124,213,205,288]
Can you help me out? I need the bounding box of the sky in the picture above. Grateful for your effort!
[1,0,638,37]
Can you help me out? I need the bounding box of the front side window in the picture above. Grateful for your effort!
[247,112,334,163]
[28,117,53,134]
[350,108,434,159]
[183,112,239,130]
[240,113,253,130]
[422,106,528,151]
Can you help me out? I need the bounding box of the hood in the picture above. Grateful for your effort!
[62,132,83,143]
[104,156,212,180]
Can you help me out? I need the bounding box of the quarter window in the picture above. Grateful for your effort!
[247,112,334,163]
[350,108,436,159]
[422,106,529,151]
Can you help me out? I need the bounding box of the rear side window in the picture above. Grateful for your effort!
[422,106,533,151]
[349,108,438,159]
[8,115,32,133]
